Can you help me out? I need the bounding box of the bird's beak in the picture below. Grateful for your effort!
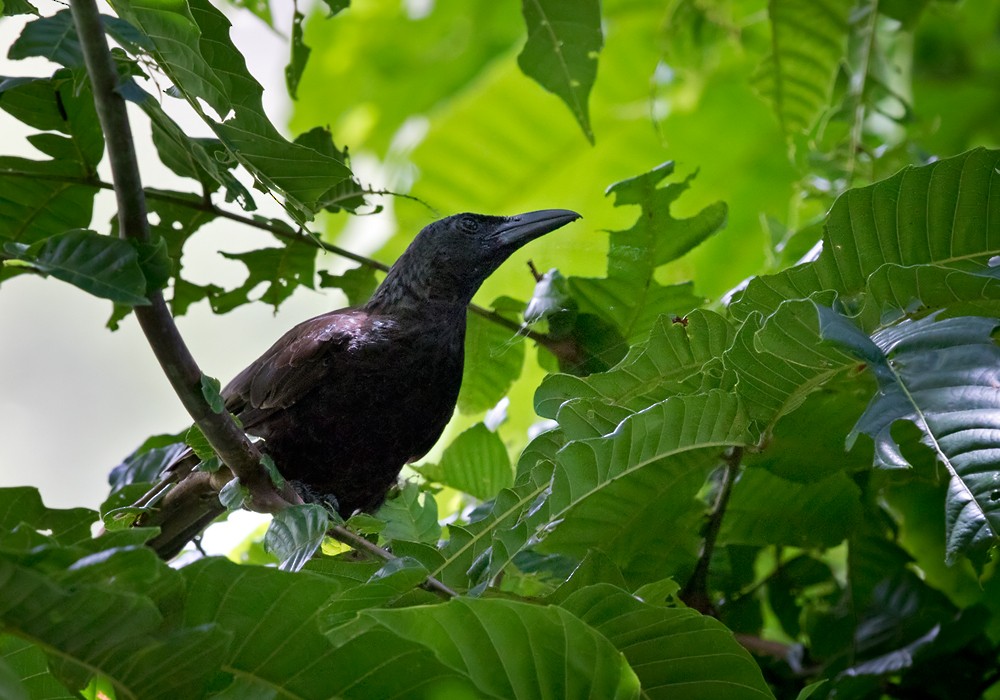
[494,209,581,248]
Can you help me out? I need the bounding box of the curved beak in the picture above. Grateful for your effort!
[494,209,581,248]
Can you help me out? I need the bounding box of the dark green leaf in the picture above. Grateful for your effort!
[181,557,361,697]
[327,598,639,698]
[285,10,309,100]
[319,0,349,17]
[0,72,103,169]
[5,229,149,304]
[108,0,359,221]
[732,148,1000,323]
[417,424,512,500]
[720,468,862,548]
[535,310,735,418]
[0,636,71,700]
[562,584,775,699]
[260,453,285,490]
[517,0,603,143]
[200,374,224,413]
[216,242,316,312]
[459,307,525,414]
[819,309,1000,561]
[376,482,441,545]
[318,264,378,306]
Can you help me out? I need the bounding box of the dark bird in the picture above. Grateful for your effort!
[136,209,580,558]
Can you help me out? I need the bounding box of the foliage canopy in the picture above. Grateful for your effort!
[1,0,1000,698]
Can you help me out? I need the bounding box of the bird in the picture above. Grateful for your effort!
[134,209,581,558]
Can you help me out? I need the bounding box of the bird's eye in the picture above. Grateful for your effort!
[458,216,480,234]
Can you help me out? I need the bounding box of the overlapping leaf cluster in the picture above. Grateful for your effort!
[3,0,1000,698]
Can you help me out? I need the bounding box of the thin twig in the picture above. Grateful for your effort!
[71,0,296,514]
[681,446,744,614]
[328,524,459,599]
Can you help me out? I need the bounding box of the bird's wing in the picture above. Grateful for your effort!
[222,309,368,427]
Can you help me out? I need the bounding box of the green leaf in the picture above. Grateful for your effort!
[0,157,98,251]
[417,424,512,501]
[260,453,285,490]
[517,0,603,144]
[285,9,309,100]
[535,310,735,418]
[732,148,1000,323]
[121,82,256,207]
[0,636,71,700]
[200,374,224,413]
[720,468,862,548]
[183,424,215,463]
[458,307,525,414]
[1,0,37,16]
[818,309,1000,562]
[181,557,364,697]
[216,240,317,312]
[219,477,249,510]
[4,229,149,304]
[0,72,103,169]
[327,598,640,699]
[376,482,441,545]
[751,0,854,134]
[264,504,330,572]
[433,391,752,590]
[318,264,378,306]
[561,584,775,699]
[724,296,859,433]
[569,162,725,344]
[108,0,359,221]
[0,550,229,698]
[8,9,83,67]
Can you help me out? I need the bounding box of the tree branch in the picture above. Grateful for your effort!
[71,0,296,514]
[681,446,743,614]
[328,524,458,599]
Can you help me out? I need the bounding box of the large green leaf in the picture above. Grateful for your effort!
[326,597,640,699]
[517,0,603,144]
[535,309,735,418]
[4,229,149,305]
[180,557,362,697]
[818,308,1000,562]
[732,148,1000,322]
[0,636,72,700]
[562,584,774,699]
[0,552,228,698]
[0,72,103,169]
[458,306,526,414]
[720,468,863,548]
[108,0,360,221]
[751,0,854,135]
[416,423,513,501]
[431,391,752,589]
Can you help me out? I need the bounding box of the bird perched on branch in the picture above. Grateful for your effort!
[136,209,580,558]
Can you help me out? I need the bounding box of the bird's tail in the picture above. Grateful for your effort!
[133,452,229,560]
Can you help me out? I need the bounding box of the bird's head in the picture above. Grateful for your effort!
[368,209,581,310]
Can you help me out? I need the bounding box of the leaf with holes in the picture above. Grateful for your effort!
[817,307,1000,562]
[518,0,603,143]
